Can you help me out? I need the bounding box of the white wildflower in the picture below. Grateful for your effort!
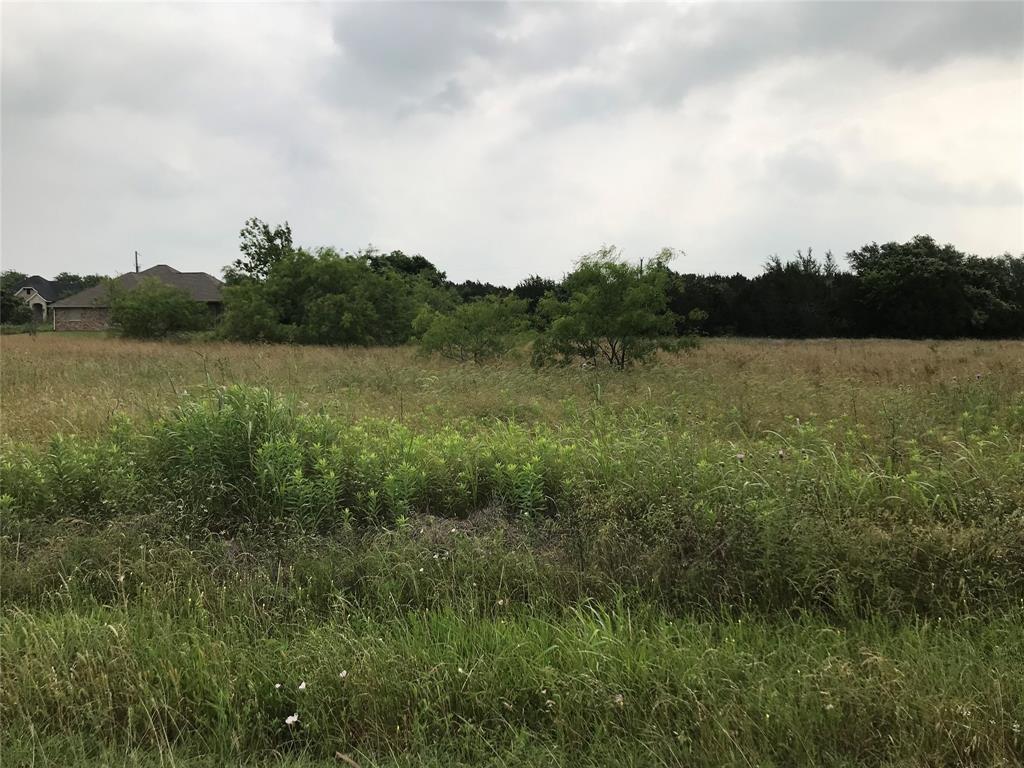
[285,713,299,726]
[339,670,348,679]
[298,681,307,691]
[275,683,282,690]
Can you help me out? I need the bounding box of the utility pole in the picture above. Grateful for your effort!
[135,251,139,273]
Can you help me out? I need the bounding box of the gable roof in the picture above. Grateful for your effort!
[52,265,224,308]
[17,276,59,302]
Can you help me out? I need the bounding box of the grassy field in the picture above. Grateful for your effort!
[2,335,1023,766]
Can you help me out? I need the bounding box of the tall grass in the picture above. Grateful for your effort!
[1,337,1023,765]
[4,383,1022,616]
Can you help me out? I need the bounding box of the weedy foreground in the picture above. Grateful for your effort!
[2,336,1023,766]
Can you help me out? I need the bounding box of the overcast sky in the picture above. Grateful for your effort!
[3,1,1022,285]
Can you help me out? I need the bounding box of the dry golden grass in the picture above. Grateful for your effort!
[2,334,1022,444]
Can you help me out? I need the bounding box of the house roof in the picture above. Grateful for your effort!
[17,276,59,302]
[52,265,224,308]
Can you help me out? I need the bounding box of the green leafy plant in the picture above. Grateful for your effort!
[415,296,529,363]
[533,247,682,369]
[108,278,212,339]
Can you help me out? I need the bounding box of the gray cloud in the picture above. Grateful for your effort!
[2,1,1021,283]
[527,2,1024,123]
[766,142,844,195]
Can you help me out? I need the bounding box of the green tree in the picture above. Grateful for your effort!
[109,279,212,339]
[365,249,447,285]
[847,235,1006,338]
[415,296,528,363]
[224,218,294,284]
[533,247,679,369]
[219,246,456,347]
[0,270,31,324]
[218,282,291,342]
[52,272,103,299]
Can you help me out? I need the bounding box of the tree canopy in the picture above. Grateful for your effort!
[109,279,213,338]
[532,247,681,369]
[415,295,528,363]
[4,222,1022,343]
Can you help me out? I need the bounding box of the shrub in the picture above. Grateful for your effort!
[109,278,212,339]
[533,247,679,369]
[415,296,529,363]
[218,281,292,342]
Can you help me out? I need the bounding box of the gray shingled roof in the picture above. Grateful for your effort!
[53,265,223,308]
[16,275,59,302]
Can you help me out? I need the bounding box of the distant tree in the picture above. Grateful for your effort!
[218,282,291,342]
[452,280,510,303]
[52,272,103,299]
[846,235,1012,338]
[0,270,31,324]
[109,279,212,338]
[219,246,457,347]
[1,270,28,291]
[415,296,528,363]
[513,275,561,314]
[666,272,747,336]
[970,253,1024,337]
[366,249,447,285]
[533,247,679,369]
[738,249,837,337]
[224,218,294,284]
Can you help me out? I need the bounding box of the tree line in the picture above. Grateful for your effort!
[217,220,1023,347]
[2,219,1022,355]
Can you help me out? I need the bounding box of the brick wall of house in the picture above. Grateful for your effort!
[54,307,111,331]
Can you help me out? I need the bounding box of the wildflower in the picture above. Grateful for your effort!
[824,703,834,711]
[458,667,466,675]
[339,670,348,680]
[735,452,745,462]
[275,683,282,690]
[777,449,785,459]
[285,713,299,726]
[497,598,505,606]
[613,693,624,707]
[419,567,424,573]
[298,681,307,691]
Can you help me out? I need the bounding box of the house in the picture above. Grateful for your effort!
[15,276,59,322]
[51,265,224,331]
